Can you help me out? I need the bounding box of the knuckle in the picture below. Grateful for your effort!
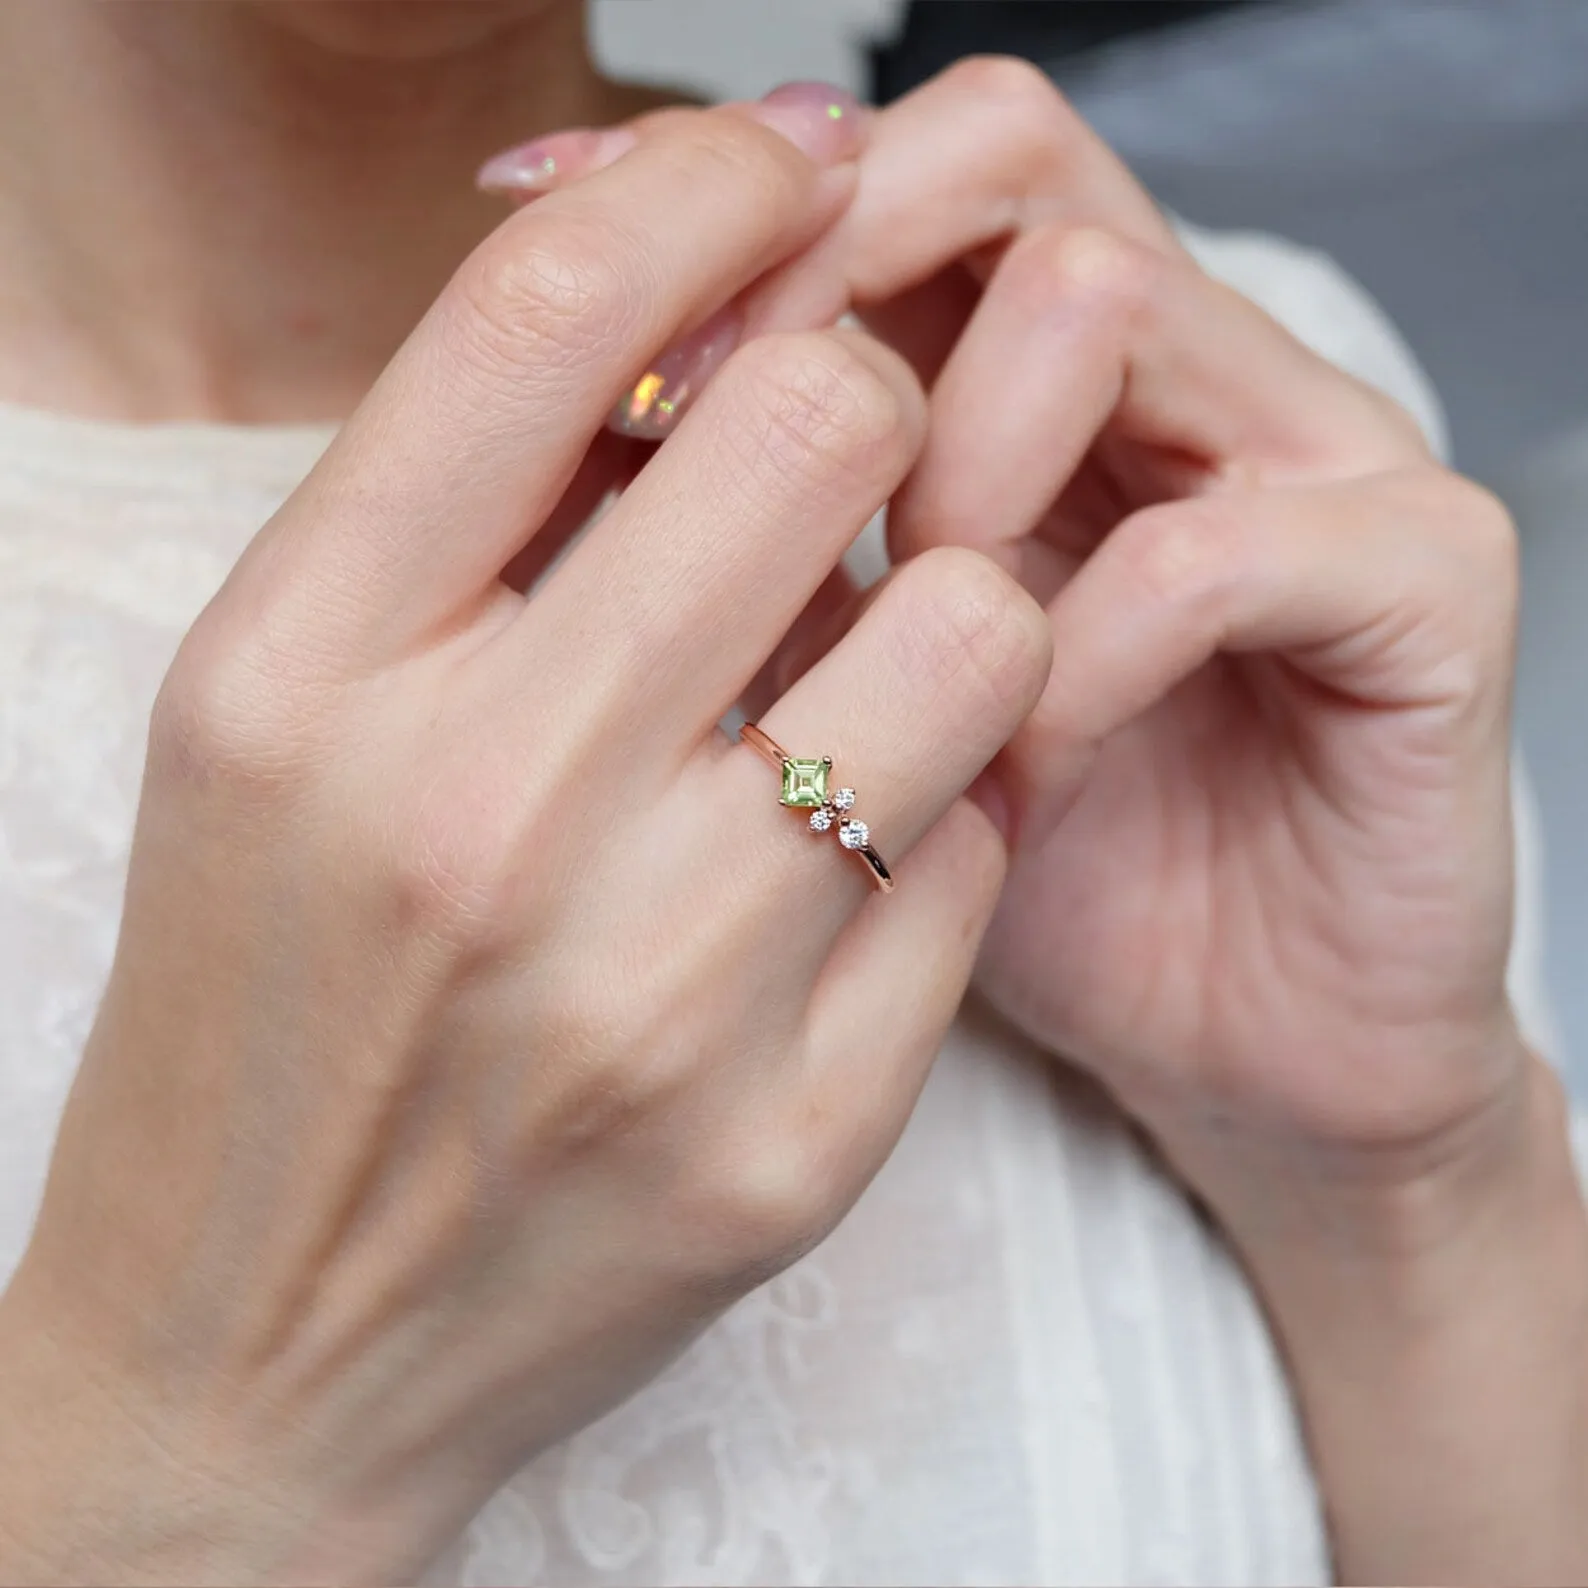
[946,54,1075,144]
[520,948,728,1160]
[653,114,806,220]
[1382,466,1520,597]
[148,621,313,797]
[685,1129,832,1273]
[1005,223,1157,316]
[385,800,513,942]
[1441,463,1511,552]
[1430,470,1521,653]
[1116,501,1241,614]
[1447,471,1519,571]
[726,329,921,493]
[1360,384,1435,461]
[535,1025,697,1158]
[895,547,1052,714]
[387,751,569,941]
[448,218,648,382]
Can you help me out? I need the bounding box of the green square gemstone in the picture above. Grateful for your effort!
[780,756,830,808]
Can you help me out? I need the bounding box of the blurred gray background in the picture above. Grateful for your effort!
[593,0,1588,1093]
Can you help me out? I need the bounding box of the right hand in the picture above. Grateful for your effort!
[0,104,1050,1584]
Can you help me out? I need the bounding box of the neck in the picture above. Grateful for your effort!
[0,1,657,424]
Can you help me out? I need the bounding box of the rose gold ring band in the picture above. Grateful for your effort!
[741,722,894,893]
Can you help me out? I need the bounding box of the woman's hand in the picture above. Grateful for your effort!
[819,58,1524,1233]
[0,100,1052,1586]
[842,62,1588,1586]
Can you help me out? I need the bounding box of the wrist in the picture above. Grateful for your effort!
[0,1264,418,1586]
[1160,1038,1588,1583]
[0,1274,255,1584]
[1134,1012,1566,1278]
[1228,1032,1581,1298]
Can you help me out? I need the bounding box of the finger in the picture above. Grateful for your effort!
[656,799,1007,1281]
[476,125,640,202]
[252,101,862,663]
[841,56,1181,386]
[749,557,911,724]
[474,93,875,447]
[600,90,873,442]
[479,63,1177,405]
[482,53,1166,265]
[599,57,1184,443]
[514,328,926,760]
[709,545,1052,980]
[475,87,859,204]
[738,562,859,723]
[797,795,1007,1154]
[1013,471,1517,837]
[889,227,1433,567]
[497,427,636,596]
[845,57,1179,302]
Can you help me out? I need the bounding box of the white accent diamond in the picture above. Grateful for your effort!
[809,807,834,833]
[838,818,869,850]
[832,787,857,812]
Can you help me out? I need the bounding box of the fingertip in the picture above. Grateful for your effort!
[817,325,931,454]
[741,82,868,166]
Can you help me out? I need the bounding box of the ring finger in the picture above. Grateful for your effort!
[704,544,1052,984]
[501,328,925,769]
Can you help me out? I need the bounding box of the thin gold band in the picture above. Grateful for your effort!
[741,722,894,893]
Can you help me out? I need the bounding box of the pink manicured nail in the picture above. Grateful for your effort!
[745,81,866,164]
[476,126,637,198]
[607,306,743,441]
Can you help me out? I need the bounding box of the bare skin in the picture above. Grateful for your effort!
[0,4,1583,1585]
[0,0,676,421]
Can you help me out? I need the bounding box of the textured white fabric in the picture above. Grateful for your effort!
[0,233,1561,1587]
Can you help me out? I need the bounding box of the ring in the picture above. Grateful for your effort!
[740,723,894,893]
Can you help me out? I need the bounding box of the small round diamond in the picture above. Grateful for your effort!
[838,818,869,850]
[832,787,857,812]
[809,807,834,833]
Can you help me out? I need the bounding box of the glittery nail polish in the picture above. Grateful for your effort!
[746,81,866,164]
[476,126,637,197]
[608,307,742,441]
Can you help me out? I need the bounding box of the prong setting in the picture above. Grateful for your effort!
[800,774,872,857]
[741,723,893,893]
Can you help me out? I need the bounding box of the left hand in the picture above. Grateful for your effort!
[838,62,1530,1243]
[825,72,1588,1588]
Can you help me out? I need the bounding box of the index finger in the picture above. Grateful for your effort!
[235,103,861,665]
[889,226,1430,569]
[841,56,1181,383]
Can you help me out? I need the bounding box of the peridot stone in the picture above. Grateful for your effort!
[780,756,830,808]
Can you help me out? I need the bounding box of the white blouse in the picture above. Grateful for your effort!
[0,228,1562,1587]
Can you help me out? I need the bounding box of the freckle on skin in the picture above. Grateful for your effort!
[287,308,327,341]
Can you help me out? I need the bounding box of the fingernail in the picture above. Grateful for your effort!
[745,81,865,164]
[476,126,637,198]
[607,306,743,441]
